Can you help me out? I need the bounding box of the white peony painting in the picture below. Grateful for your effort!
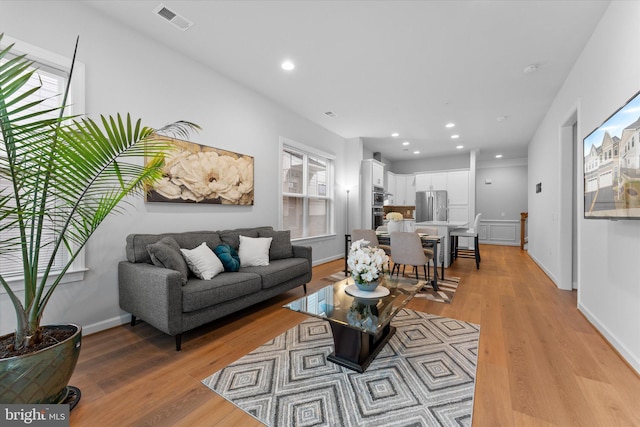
[145,138,254,205]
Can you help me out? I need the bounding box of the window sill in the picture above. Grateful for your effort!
[291,233,337,245]
[1,268,88,295]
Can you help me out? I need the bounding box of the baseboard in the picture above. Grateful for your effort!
[82,314,129,336]
[527,251,559,286]
[578,303,640,375]
[312,254,343,266]
[477,240,520,247]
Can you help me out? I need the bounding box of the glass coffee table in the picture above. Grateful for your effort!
[283,275,425,373]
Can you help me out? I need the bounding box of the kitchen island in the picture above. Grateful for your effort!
[415,221,468,267]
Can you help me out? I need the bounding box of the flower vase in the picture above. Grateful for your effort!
[387,220,402,233]
[354,279,380,292]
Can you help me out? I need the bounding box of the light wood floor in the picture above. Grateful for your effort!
[69,245,640,426]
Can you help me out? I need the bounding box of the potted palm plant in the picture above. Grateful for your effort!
[0,34,198,404]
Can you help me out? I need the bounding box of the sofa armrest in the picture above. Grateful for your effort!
[292,245,312,272]
[118,261,183,336]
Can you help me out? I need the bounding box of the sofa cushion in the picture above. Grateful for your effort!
[146,237,189,285]
[181,272,262,312]
[180,242,224,280]
[240,258,310,289]
[218,226,273,250]
[258,229,294,260]
[214,244,241,272]
[238,235,272,267]
[126,231,222,264]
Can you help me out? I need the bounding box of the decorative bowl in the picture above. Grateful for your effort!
[354,280,380,292]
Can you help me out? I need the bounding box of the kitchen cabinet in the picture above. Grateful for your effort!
[415,172,446,191]
[403,220,416,232]
[362,159,385,189]
[386,172,396,204]
[385,172,415,206]
[383,219,416,232]
[415,170,469,204]
[372,162,384,187]
[395,174,415,205]
[415,169,471,228]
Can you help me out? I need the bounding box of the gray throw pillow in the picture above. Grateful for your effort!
[258,229,293,260]
[146,237,189,285]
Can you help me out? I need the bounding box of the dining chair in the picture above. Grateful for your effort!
[450,213,482,269]
[351,229,391,256]
[390,231,432,280]
[413,227,437,278]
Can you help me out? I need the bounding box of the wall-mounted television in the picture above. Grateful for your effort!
[584,90,640,219]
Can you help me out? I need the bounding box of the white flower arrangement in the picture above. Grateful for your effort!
[386,212,404,221]
[347,239,390,284]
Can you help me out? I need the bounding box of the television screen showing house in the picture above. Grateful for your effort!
[584,91,640,219]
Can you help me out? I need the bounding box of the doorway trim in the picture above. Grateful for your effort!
[558,101,580,292]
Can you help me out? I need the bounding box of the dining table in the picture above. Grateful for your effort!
[344,232,444,292]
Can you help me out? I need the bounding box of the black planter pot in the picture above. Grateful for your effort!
[0,324,82,404]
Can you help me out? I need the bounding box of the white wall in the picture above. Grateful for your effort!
[528,1,640,373]
[476,160,528,222]
[390,153,470,174]
[0,2,356,335]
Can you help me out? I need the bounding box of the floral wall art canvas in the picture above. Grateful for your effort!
[146,138,254,205]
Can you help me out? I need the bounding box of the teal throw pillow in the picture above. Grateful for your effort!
[214,244,241,272]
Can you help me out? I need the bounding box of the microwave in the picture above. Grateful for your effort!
[372,187,384,206]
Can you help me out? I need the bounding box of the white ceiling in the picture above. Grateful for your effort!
[84,0,610,162]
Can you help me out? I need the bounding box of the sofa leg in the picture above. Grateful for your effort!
[175,334,182,351]
[303,283,307,294]
[130,315,136,327]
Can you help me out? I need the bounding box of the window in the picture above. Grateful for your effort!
[281,139,334,239]
[0,36,85,288]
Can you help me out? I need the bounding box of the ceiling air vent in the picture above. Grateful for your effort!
[153,3,193,31]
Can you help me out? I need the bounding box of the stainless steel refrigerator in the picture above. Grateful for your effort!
[415,190,448,222]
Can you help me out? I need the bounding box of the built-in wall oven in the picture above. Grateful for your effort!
[372,186,384,207]
[372,207,384,230]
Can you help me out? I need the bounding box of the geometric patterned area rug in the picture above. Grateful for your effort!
[202,308,480,427]
[324,273,460,304]
[411,276,460,304]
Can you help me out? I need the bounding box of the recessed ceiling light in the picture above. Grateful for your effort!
[445,123,455,128]
[281,60,295,71]
[497,115,508,122]
[391,132,399,137]
[413,150,420,154]
[496,154,503,158]
[523,64,538,74]
[456,145,464,149]
[451,135,459,139]
[402,141,410,146]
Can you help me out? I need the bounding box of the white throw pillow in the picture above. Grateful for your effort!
[238,235,273,267]
[180,242,224,280]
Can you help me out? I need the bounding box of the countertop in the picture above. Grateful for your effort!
[415,221,468,227]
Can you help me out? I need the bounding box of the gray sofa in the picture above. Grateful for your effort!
[118,226,311,350]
